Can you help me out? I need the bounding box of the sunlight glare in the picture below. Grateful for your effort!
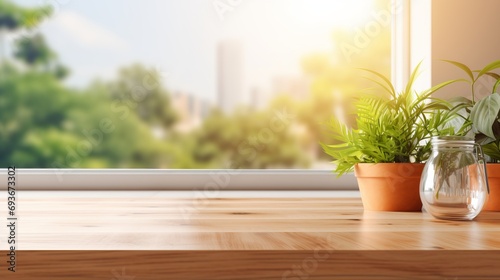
[284,0,375,28]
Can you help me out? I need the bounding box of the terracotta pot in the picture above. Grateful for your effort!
[354,163,424,211]
[482,164,500,211]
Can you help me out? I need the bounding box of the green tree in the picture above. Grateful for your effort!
[0,0,52,60]
[14,33,54,65]
[56,84,172,168]
[186,109,309,169]
[0,0,178,168]
[13,32,69,79]
[0,67,73,166]
[0,64,175,168]
[106,64,177,130]
[0,0,52,30]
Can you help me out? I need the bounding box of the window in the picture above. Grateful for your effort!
[0,0,396,189]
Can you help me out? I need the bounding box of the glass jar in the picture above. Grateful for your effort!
[420,136,489,220]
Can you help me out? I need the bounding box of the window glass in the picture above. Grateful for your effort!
[0,0,391,169]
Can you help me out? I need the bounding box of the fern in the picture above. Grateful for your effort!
[322,64,462,176]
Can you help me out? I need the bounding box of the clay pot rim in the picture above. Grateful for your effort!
[354,163,425,179]
[356,162,425,166]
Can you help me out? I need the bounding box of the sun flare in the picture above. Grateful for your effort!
[284,0,376,29]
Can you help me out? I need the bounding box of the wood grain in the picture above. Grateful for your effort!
[1,195,500,279]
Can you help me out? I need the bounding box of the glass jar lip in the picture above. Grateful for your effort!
[431,136,475,147]
[432,136,474,141]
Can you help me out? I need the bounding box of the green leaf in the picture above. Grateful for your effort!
[405,61,422,96]
[494,80,500,93]
[420,79,465,99]
[478,60,500,79]
[470,93,500,139]
[475,133,495,146]
[482,142,500,161]
[359,68,395,97]
[443,60,474,81]
[484,72,500,80]
[447,96,473,106]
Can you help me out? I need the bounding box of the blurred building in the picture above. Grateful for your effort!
[217,40,244,113]
[272,76,310,100]
[172,91,211,132]
[250,87,267,110]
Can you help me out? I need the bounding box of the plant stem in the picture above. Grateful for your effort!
[471,80,476,103]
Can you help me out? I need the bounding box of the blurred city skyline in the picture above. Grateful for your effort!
[0,0,390,169]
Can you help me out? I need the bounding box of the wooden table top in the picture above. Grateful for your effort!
[2,195,500,279]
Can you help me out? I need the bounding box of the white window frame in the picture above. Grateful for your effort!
[0,0,412,191]
[1,169,356,190]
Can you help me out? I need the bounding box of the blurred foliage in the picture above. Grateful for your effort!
[105,64,178,130]
[0,0,52,30]
[187,109,309,169]
[0,0,309,169]
[14,33,54,65]
[274,0,391,161]
[0,0,391,169]
[0,0,177,168]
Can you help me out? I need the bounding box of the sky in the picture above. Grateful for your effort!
[9,0,376,103]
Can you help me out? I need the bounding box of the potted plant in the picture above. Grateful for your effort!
[322,63,460,211]
[444,60,500,211]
